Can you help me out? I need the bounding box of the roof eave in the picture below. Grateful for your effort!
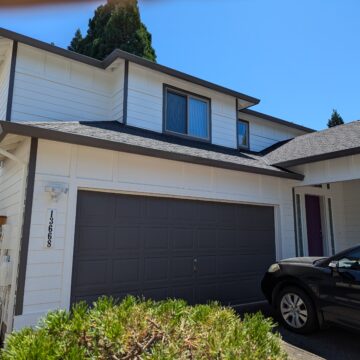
[273,146,360,168]
[0,121,303,180]
[240,108,315,133]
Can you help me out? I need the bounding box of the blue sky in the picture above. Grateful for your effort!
[0,0,359,130]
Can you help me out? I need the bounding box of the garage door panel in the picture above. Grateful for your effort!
[71,191,276,306]
[77,193,115,224]
[113,226,140,249]
[169,201,197,223]
[197,256,217,277]
[217,229,238,248]
[76,226,112,253]
[172,228,195,249]
[218,279,259,304]
[115,195,143,220]
[144,198,169,220]
[112,258,139,283]
[197,203,218,223]
[238,230,275,250]
[217,205,238,225]
[197,283,218,303]
[238,206,274,229]
[141,287,169,301]
[171,256,195,279]
[73,259,108,287]
[143,227,169,249]
[197,229,217,249]
[144,258,169,281]
[171,286,195,303]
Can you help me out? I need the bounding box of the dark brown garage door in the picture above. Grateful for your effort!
[71,191,275,306]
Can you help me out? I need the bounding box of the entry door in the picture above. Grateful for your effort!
[71,191,276,306]
[305,195,324,256]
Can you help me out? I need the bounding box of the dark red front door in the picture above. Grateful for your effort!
[305,195,323,256]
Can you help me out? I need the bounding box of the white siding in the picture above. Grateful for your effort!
[294,183,346,256]
[127,63,237,148]
[239,112,306,152]
[0,39,13,120]
[342,180,360,250]
[0,138,31,332]
[11,44,124,122]
[293,156,360,254]
[110,62,125,122]
[292,154,360,186]
[13,139,299,329]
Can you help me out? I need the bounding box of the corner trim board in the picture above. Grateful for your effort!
[122,60,129,124]
[5,41,18,121]
[292,188,299,257]
[14,137,38,316]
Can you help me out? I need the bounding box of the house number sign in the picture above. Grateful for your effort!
[45,209,56,248]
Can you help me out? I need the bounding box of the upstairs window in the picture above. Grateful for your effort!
[165,87,210,140]
[237,120,249,149]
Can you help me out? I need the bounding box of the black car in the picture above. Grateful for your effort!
[261,244,360,334]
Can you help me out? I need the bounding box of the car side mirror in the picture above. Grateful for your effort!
[329,260,339,270]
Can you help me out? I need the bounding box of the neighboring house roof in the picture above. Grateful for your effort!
[0,120,303,180]
[0,27,259,106]
[265,121,360,167]
[240,109,315,133]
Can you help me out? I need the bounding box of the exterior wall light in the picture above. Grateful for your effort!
[44,183,69,202]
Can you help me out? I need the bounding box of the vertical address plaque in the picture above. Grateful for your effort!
[45,209,56,248]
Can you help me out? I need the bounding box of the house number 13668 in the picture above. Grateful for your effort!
[46,209,56,248]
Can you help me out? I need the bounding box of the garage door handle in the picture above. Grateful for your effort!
[193,258,198,272]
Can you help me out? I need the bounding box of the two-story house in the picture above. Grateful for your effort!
[0,28,359,339]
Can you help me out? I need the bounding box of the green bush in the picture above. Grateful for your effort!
[1,296,286,359]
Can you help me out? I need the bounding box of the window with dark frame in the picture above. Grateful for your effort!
[237,120,249,149]
[165,87,210,140]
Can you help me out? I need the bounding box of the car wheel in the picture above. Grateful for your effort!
[275,286,318,334]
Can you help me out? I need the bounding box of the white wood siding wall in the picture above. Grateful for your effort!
[239,112,305,152]
[127,63,237,148]
[5,42,307,151]
[292,154,360,186]
[342,180,360,250]
[13,138,298,329]
[0,138,30,332]
[0,39,13,120]
[293,156,360,254]
[11,44,124,122]
[293,183,346,255]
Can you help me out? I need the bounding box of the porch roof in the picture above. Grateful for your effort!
[0,120,303,180]
[265,121,360,167]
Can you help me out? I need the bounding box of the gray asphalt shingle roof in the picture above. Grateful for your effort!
[265,121,360,167]
[0,120,303,180]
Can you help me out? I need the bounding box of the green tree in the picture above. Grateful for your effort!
[68,0,156,62]
[327,109,344,128]
[68,29,83,53]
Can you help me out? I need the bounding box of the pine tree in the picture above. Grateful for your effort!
[68,29,83,53]
[68,0,156,62]
[327,109,344,128]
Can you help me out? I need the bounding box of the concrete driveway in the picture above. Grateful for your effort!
[236,302,360,360]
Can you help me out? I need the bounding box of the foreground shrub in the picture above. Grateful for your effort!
[1,296,286,359]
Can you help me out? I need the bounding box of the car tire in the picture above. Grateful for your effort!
[275,286,318,334]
